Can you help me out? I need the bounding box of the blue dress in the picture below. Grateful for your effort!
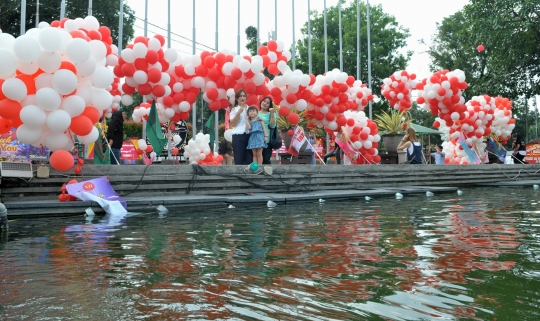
[247,119,267,149]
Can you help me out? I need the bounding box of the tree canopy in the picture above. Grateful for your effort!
[0,0,135,46]
[294,0,411,115]
[428,0,540,141]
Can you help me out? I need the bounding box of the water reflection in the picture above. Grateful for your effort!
[2,188,540,320]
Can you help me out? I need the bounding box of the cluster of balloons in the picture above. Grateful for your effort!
[0,15,122,171]
[381,70,418,112]
[58,179,79,202]
[184,133,223,165]
[338,110,381,164]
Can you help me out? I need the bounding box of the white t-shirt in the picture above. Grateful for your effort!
[229,106,249,135]
[407,142,421,155]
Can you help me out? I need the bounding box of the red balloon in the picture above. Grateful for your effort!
[70,115,93,136]
[477,44,485,52]
[0,99,21,120]
[154,34,166,46]
[50,150,75,171]
[287,113,300,125]
[206,87,218,100]
[204,56,215,68]
[246,95,259,106]
[138,83,153,95]
[145,145,153,153]
[0,117,11,133]
[74,165,82,174]
[152,85,166,97]
[172,147,179,155]
[146,50,159,64]
[209,100,221,111]
[244,82,256,95]
[279,106,290,117]
[286,94,298,104]
[58,193,69,202]
[147,68,161,83]
[231,68,242,80]
[267,40,278,51]
[81,106,101,124]
[268,63,279,75]
[163,96,174,107]
[195,64,208,77]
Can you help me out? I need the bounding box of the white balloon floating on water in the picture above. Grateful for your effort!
[267,200,277,208]
[457,190,463,195]
[228,204,235,209]
[395,193,403,199]
[365,196,372,201]
[319,199,325,203]
[426,191,434,197]
[533,185,539,190]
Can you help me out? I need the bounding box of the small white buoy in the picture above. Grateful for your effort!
[365,196,371,201]
[395,193,403,199]
[157,205,168,214]
[228,204,235,209]
[426,191,434,197]
[85,207,95,217]
[534,185,539,190]
[319,199,325,203]
[457,190,463,195]
[267,200,277,208]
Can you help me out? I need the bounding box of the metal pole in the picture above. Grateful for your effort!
[367,0,372,119]
[338,0,342,72]
[20,0,26,35]
[215,0,219,152]
[144,0,148,37]
[35,0,39,28]
[88,0,92,16]
[292,0,295,69]
[192,0,197,137]
[257,0,260,49]
[323,0,329,153]
[237,0,240,54]
[274,0,277,40]
[323,0,328,73]
[60,0,65,20]
[118,0,123,55]
[166,0,172,159]
[535,96,539,140]
[357,0,361,80]
[308,0,312,74]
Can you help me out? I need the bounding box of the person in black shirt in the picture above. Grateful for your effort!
[511,133,526,164]
[107,110,127,165]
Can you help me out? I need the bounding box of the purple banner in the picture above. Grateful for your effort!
[66,176,127,211]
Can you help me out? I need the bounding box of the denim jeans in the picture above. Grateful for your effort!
[110,148,121,165]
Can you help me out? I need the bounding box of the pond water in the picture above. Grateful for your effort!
[1,187,540,320]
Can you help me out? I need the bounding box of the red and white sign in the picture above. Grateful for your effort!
[287,127,307,157]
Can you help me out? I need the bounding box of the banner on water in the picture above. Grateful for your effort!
[287,126,307,157]
[66,176,127,214]
[0,128,49,162]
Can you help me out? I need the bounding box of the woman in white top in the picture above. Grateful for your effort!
[397,127,423,164]
[229,89,253,165]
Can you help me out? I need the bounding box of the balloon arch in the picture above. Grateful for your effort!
[0,16,514,170]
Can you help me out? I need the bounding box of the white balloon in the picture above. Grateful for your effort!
[148,38,161,51]
[66,38,91,64]
[77,126,99,144]
[138,139,148,150]
[173,82,184,93]
[13,36,40,62]
[0,33,16,50]
[133,42,148,58]
[105,54,118,66]
[20,105,47,128]
[164,48,178,63]
[38,21,50,29]
[121,94,133,105]
[45,131,70,151]
[179,101,190,112]
[34,73,53,90]
[52,69,78,95]
[92,89,113,110]
[38,27,62,52]
[76,56,97,77]
[83,16,100,31]
[91,66,114,89]
[37,51,61,73]
[89,40,107,61]
[133,70,148,84]
[0,48,17,77]
[47,109,71,132]
[2,78,27,101]
[17,125,44,144]
[17,60,39,75]
[239,59,250,72]
[64,19,79,32]
[224,129,233,142]
[62,95,85,117]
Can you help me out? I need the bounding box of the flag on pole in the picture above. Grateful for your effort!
[146,100,167,154]
[457,132,481,164]
[204,113,215,149]
[288,126,307,156]
[335,131,359,164]
[486,137,507,162]
[93,122,110,164]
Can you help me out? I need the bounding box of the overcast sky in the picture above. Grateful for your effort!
[125,0,470,80]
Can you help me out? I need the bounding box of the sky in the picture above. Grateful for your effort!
[125,0,470,81]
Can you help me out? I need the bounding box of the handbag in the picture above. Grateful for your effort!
[268,127,282,150]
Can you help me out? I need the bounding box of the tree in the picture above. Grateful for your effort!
[428,1,540,141]
[0,0,135,46]
[245,26,258,56]
[294,0,411,116]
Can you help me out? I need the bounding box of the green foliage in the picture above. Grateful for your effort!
[245,26,258,57]
[295,0,412,118]
[374,109,410,134]
[0,0,135,46]
[123,121,142,140]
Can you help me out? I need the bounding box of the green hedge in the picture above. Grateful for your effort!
[123,122,142,140]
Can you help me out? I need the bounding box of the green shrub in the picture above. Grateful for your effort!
[123,121,143,140]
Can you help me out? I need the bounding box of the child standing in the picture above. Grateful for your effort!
[245,106,268,165]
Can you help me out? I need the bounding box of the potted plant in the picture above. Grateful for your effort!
[374,109,412,153]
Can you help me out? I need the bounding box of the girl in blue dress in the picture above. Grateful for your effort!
[245,106,268,165]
